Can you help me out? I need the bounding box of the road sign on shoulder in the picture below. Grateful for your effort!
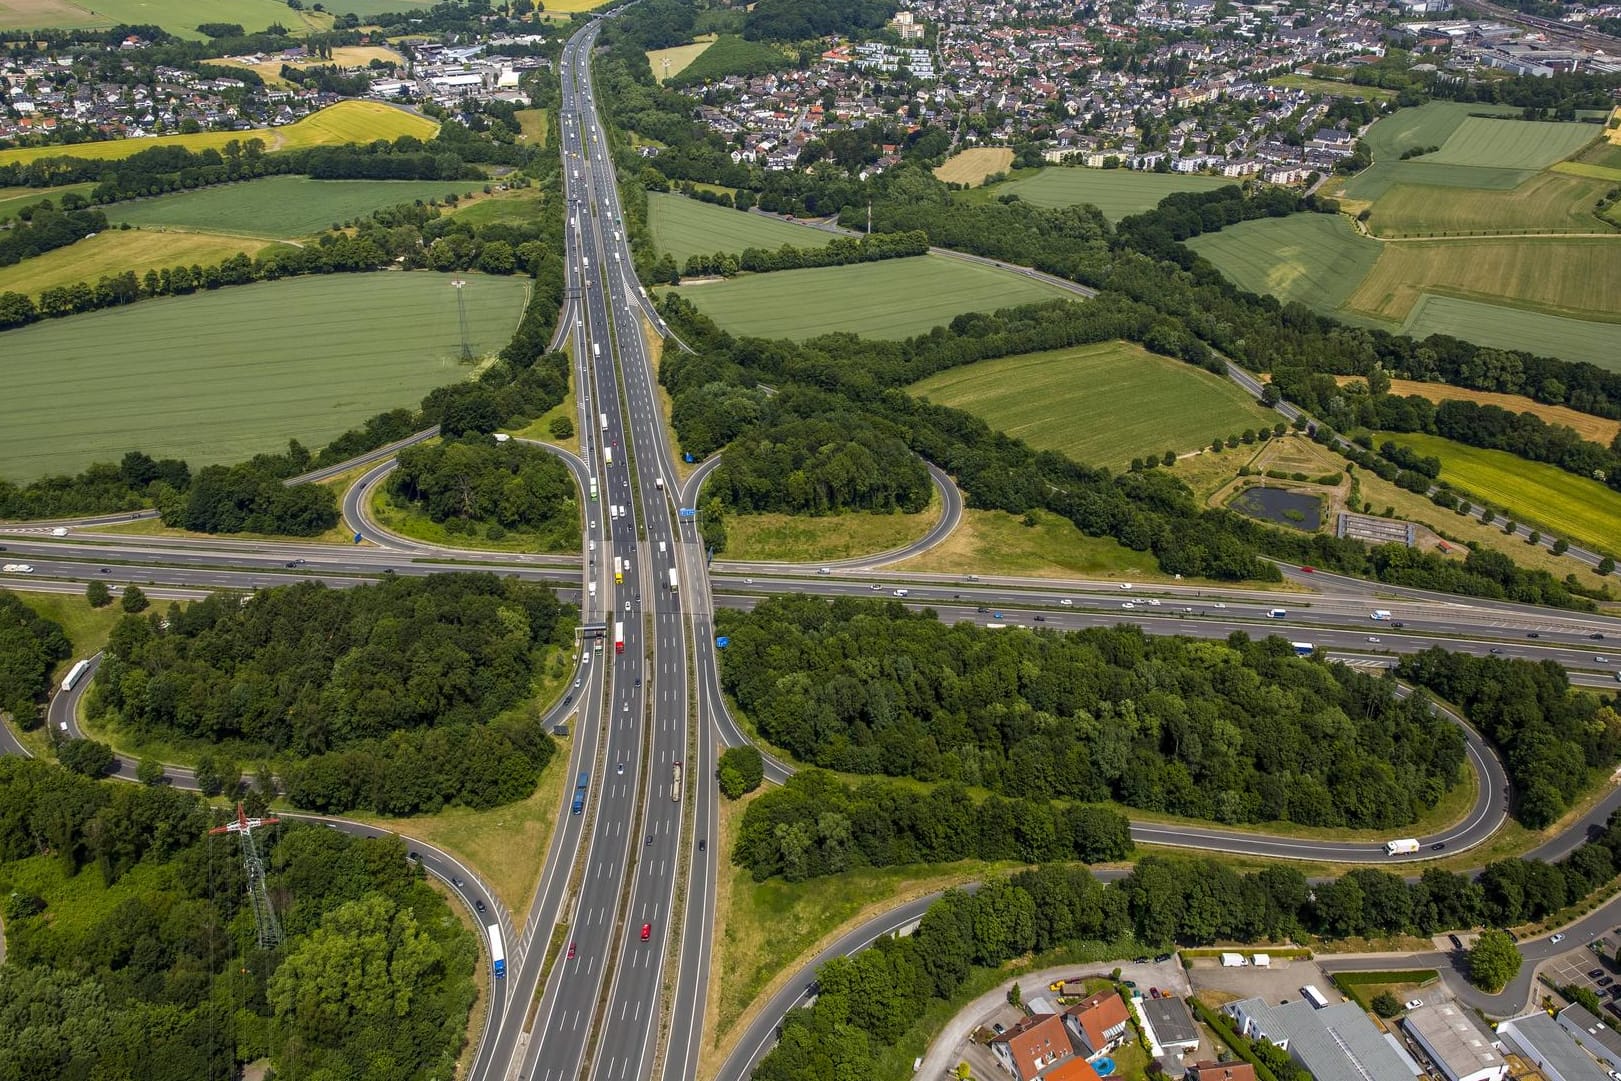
[715,636,730,648]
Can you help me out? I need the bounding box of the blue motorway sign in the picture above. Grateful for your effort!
[678,508,697,520]
[715,636,730,648]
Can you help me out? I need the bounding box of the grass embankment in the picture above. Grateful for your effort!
[0,272,529,482]
[933,147,1014,187]
[894,506,1187,582]
[990,167,1233,220]
[0,230,285,297]
[1330,969,1440,1010]
[909,340,1276,468]
[109,176,486,239]
[368,484,578,555]
[648,191,830,264]
[1385,431,1621,556]
[667,255,1076,341]
[722,490,942,563]
[0,100,438,166]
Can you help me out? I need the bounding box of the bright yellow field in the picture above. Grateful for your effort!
[0,101,438,166]
[0,230,282,296]
[1335,376,1621,445]
[934,147,1015,187]
[647,35,716,82]
[1345,237,1621,323]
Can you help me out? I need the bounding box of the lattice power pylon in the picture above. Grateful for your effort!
[209,803,283,950]
[452,278,474,361]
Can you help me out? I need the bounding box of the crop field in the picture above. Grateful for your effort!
[993,167,1233,219]
[909,340,1275,467]
[647,35,716,81]
[1346,237,1621,324]
[0,229,283,297]
[1552,161,1621,182]
[1421,117,1598,170]
[0,101,437,166]
[667,255,1074,340]
[933,147,1014,187]
[1186,213,1383,314]
[1366,172,1616,236]
[1361,102,1522,161]
[0,272,529,481]
[1402,294,1620,371]
[1385,431,1621,554]
[1340,160,1534,203]
[0,0,332,34]
[110,176,484,238]
[648,192,830,263]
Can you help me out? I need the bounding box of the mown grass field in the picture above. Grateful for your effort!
[1366,171,1616,236]
[513,107,548,146]
[1346,236,1621,323]
[0,229,284,297]
[1186,213,1382,314]
[0,101,437,166]
[909,340,1276,467]
[667,255,1074,340]
[1385,431,1621,554]
[991,166,1233,220]
[1267,74,1396,101]
[895,506,1182,582]
[0,0,334,35]
[1402,294,1620,372]
[933,147,1013,186]
[1421,116,1598,170]
[647,35,716,82]
[450,187,544,227]
[110,176,485,238]
[648,192,830,263]
[0,272,529,481]
[724,490,941,562]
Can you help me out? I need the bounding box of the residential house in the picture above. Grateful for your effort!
[989,1012,1078,1080]
[1185,1063,1256,1081]
[1065,991,1131,1059]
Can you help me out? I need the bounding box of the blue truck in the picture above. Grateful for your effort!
[571,771,589,815]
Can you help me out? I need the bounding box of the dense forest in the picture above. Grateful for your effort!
[390,435,578,547]
[741,0,898,41]
[710,415,932,515]
[0,591,71,725]
[0,757,474,1081]
[88,575,572,753]
[754,806,1621,1081]
[734,770,1134,881]
[1399,648,1621,829]
[717,598,1466,829]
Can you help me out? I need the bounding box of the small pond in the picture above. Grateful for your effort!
[1227,485,1323,531]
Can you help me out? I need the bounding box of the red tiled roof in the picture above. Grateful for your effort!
[993,1013,1074,1080]
[1067,990,1130,1050]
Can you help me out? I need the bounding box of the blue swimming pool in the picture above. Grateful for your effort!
[1093,1057,1116,1076]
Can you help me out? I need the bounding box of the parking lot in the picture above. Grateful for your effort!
[1543,938,1621,1008]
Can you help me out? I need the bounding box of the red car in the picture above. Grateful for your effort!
[1300,566,1315,573]
[567,942,576,959]
[640,923,652,942]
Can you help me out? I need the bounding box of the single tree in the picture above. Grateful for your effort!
[1468,929,1522,992]
[86,580,112,607]
[58,738,115,777]
[136,756,165,786]
[121,585,149,613]
[1369,991,1401,1018]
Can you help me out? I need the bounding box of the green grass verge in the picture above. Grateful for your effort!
[990,167,1234,220]
[1187,213,1384,316]
[368,484,577,555]
[722,489,941,562]
[19,591,129,663]
[0,272,528,482]
[894,506,1189,583]
[1402,293,1621,371]
[648,192,831,264]
[1330,969,1439,1010]
[110,176,486,239]
[910,340,1276,468]
[665,255,1075,340]
[1386,430,1621,555]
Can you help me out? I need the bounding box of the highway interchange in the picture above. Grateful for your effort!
[3,9,1621,1081]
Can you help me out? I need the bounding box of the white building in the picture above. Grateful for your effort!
[1558,1004,1621,1073]
[1402,1003,1507,1081]
[1499,1011,1612,1081]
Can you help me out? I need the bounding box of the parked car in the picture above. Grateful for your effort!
[1405,999,1423,1010]
[1590,969,1606,980]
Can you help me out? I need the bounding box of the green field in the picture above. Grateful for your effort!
[666,255,1075,340]
[0,272,529,481]
[1341,160,1535,202]
[0,229,285,297]
[0,181,98,222]
[0,101,437,166]
[1267,74,1396,101]
[1361,102,1522,161]
[1421,116,1599,170]
[988,167,1234,220]
[1402,294,1621,372]
[110,176,486,238]
[909,340,1276,467]
[0,0,334,35]
[1348,237,1621,324]
[668,33,791,85]
[1364,171,1616,236]
[649,192,831,263]
[1385,431,1621,554]
[1187,213,1383,314]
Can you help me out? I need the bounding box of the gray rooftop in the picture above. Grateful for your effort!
[1140,996,1199,1046]
[1403,1004,1502,1076]
[1561,1003,1621,1061]
[1502,1011,1610,1081]
[1232,997,1420,1081]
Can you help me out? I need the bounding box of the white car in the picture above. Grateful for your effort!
[1059,599,1073,606]
[1599,656,1610,663]
[1146,599,1160,606]
[1405,999,1423,1010]
[2,563,33,573]
[1121,601,1135,609]
[1551,933,1566,944]
[1119,583,1133,590]
[1368,636,1381,643]
[1213,602,1226,609]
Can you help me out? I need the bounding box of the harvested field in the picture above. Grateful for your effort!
[933,147,1015,187]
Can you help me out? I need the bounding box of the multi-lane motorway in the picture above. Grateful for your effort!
[3,9,1621,1081]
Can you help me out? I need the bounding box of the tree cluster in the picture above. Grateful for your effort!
[0,756,475,1081]
[87,574,572,756]
[742,0,898,41]
[0,591,71,726]
[679,229,929,280]
[717,598,1467,829]
[157,460,339,536]
[711,415,932,514]
[734,770,1133,882]
[0,200,107,267]
[390,435,578,547]
[1399,648,1621,829]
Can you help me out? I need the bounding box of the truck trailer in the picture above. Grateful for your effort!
[488,924,506,979]
[1385,838,1420,855]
